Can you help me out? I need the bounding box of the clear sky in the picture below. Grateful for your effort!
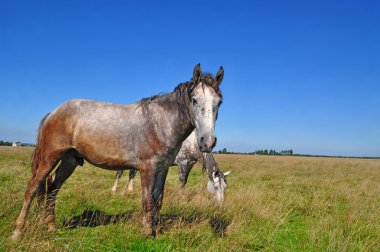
[1,0,379,157]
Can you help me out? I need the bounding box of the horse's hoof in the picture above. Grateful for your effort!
[126,185,134,193]
[48,224,57,233]
[142,227,155,238]
[10,230,22,240]
[156,225,162,235]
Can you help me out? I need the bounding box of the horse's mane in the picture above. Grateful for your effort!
[138,73,222,111]
[198,72,223,98]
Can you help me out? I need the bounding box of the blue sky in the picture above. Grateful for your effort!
[0,0,379,156]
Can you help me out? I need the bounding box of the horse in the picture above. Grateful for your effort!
[11,64,224,240]
[111,130,231,205]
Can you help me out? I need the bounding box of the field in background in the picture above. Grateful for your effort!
[0,147,379,251]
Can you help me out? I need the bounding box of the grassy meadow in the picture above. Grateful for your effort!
[0,146,379,251]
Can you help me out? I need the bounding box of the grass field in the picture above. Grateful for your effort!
[0,146,379,251]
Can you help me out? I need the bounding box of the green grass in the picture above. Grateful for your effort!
[0,147,379,251]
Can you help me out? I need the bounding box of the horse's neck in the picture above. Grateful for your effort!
[187,131,201,159]
[190,131,200,154]
[154,92,194,148]
[202,153,218,179]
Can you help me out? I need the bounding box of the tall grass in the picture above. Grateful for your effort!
[0,147,379,251]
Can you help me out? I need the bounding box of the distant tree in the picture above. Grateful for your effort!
[0,140,12,146]
[222,148,227,154]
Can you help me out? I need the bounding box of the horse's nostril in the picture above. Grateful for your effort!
[211,137,217,148]
[200,137,204,143]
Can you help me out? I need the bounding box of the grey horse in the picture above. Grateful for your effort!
[11,64,224,239]
[112,131,231,205]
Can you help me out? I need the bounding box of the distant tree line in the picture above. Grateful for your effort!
[213,148,379,159]
[255,149,293,156]
[0,140,35,147]
[0,140,12,146]
[214,148,294,156]
[216,148,229,154]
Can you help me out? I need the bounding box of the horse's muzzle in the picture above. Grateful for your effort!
[199,135,217,153]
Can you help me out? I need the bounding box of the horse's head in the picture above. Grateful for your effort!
[207,170,231,206]
[190,64,223,153]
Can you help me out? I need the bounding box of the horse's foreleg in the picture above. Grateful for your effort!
[45,153,78,232]
[126,169,137,192]
[12,152,61,240]
[112,170,123,192]
[178,162,193,188]
[140,167,154,237]
[152,167,169,235]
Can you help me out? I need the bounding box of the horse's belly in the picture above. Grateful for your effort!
[75,142,137,169]
[86,160,137,171]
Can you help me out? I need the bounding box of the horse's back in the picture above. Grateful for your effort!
[42,99,142,169]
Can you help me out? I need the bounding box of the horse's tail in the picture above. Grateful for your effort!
[32,113,50,206]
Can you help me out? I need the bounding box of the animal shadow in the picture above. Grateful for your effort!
[61,209,231,237]
[160,213,231,237]
[209,215,231,237]
[159,213,203,231]
[61,209,135,229]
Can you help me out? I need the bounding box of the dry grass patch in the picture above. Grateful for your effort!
[0,148,379,251]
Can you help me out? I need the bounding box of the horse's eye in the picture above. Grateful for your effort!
[192,98,198,105]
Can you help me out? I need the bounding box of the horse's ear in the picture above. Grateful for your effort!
[193,63,202,83]
[223,170,231,177]
[215,66,224,86]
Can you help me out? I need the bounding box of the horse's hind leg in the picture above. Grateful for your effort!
[45,150,80,232]
[12,151,62,240]
[35,171,46,207]
[126,169,137,192]
[112,170,123,192]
